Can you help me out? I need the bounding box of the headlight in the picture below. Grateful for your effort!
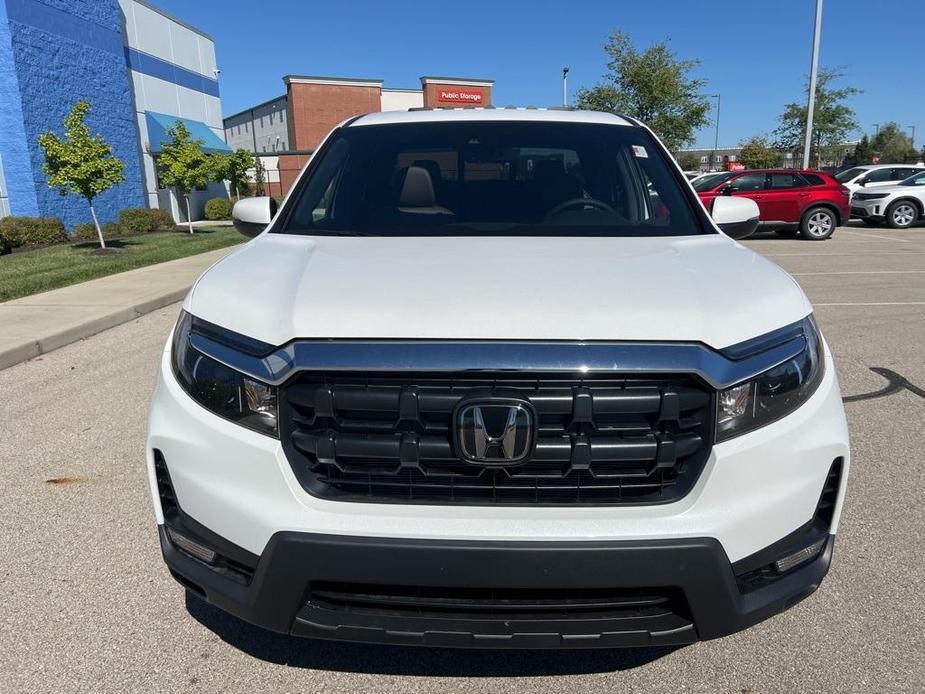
[855,192,889,200]
[716,316,825,442]
[171,310,278,437]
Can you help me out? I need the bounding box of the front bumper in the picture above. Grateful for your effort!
[160,523,834,648]
[850,202,885,219]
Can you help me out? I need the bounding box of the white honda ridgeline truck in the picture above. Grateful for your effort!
[147,109,850,649]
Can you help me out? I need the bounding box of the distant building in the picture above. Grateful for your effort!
[0,0,228,226]
[678,142,859,172]
[224,75,494,196]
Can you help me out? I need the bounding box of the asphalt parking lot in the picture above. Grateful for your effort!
[1,223,923,693]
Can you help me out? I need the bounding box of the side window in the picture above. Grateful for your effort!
[729,173,766,192]
[770,174,797,189]
[865,168,892,183]
[801,173,824,186]
[286,137,351,229]
[892,168,916,181]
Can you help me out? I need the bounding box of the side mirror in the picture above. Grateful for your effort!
[232,197,278,238]
[857,177,868,187]
[712,196,759,240]
[721,185,737,196]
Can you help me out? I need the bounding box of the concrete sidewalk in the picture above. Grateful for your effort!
[0,247,234,370]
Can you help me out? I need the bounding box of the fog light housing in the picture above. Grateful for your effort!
[774,537,826,574]
[166,526,217,565]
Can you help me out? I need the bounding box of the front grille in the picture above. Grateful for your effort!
[280,371,713,505]
[153,449,178,515]
[306,581,690,622]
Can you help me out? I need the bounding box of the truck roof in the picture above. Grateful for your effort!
[349,108,633,128]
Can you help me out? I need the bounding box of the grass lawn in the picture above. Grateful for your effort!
[0,226,243,302]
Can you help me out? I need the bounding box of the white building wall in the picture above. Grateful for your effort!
[381,89,424,111]
[119,0,227,217]
[224,97,290,153]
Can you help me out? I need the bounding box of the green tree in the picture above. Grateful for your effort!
[575,30,711,152]
[218,148,255,201]
[773,68,860,168]
[253,157,267,196]
[37,100,125,249]
[869,122,918,163]
[677,153,701,171]
[850,134,873,166]
[738,136,781,169]
[158,122,213,233]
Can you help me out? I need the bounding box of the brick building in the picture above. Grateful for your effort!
[223,74,494,196]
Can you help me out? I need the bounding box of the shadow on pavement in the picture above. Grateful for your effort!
[185,593,681,675]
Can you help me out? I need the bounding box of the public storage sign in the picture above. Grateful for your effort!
[438,89,483,104]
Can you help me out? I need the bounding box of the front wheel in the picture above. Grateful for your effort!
[886,201,919,229]
[800,207,836,240]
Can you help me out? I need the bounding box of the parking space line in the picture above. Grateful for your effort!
[762,252,925,257]
[840,231,911,243]
[813,301,925,306]
[792,270,925,276]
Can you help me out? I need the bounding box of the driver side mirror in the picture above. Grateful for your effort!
[857,177,868,187]
[232,196,278,238]
[711,196,759,240]
[721,185,737,196]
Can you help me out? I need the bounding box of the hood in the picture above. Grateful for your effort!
[186,233,812,350]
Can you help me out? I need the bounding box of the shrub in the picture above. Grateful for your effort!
[0,216,67,248]
[118,207,173,233]
[204,197,233,221]
[70,221,123,242]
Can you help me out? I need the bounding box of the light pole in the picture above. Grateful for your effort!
[710,94,721,170]
[802,0,823,170]
[873,123,880,136]
[562,67,569,108]
[908,125,916,149]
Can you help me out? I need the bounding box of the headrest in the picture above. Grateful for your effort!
[399,165,437,207]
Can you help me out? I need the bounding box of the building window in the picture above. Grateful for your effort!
[700,155,708,163]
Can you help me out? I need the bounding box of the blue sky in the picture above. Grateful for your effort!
[157,0,924,150]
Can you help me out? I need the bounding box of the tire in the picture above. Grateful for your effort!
[885,200,919,229]
[800,207,836,240]
[774,229,799,238]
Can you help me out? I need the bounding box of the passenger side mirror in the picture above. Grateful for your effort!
[232,196,278,238]
[721,185,737,196]
[711,196,759,240]
[857,177,868,187]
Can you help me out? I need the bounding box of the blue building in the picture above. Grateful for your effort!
[0,0,229,229]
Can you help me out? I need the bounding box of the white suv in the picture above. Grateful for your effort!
[850,170,925,228]
[836,163,925,200]
[147,109,850,649]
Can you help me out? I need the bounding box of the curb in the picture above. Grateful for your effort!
[0,287,188,371]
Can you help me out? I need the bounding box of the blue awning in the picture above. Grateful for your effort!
[145,111,231,154]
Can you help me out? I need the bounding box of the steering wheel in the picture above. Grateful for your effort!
[544,197,617,219]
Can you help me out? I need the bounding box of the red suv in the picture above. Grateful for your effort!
[693,169,850,240]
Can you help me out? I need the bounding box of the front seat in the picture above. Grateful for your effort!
[397,166,454,216]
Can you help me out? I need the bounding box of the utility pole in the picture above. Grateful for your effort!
[802,0,823,170]
[562,67,569,107]
[873,123,880,136]
[710,94,721,170]
[908,125,916,149]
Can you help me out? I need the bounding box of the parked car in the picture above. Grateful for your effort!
[850,170,925,228]
[693,169,850,240]
[149,109,849,649]
[835,164,925,199]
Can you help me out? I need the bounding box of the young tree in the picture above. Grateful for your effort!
[677,153,701,171]
[219,148,255,201]
[869,122,918,163]
[773,69,860,168]
[738,136,781,169]
[253,157,267,196]
[575,30,711,152]
[158,122,212,233]
[38,100,125,249]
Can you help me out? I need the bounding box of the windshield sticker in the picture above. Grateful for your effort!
[632,145,648,158]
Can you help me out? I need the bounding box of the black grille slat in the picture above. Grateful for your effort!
[281,371,713,506]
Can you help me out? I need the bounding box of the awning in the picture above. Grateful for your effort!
[145,111,231,154]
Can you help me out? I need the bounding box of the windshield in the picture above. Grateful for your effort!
[900,171,925,186]
[691,171,734,191]
[279,121,708,237]
[835,167,866,183]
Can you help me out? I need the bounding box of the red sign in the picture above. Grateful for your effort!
[438,89,483,104]
[727,162,746,171]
